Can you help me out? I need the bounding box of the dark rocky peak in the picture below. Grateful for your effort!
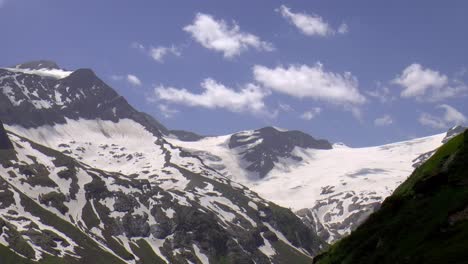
[0,120,13,150]
[229,127,332,178]
[14,60,62,70]
[443,125,466,143]
[229,126,332,150]
[0,62,182,139]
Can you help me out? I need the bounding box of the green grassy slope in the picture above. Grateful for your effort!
[314,130,468,264]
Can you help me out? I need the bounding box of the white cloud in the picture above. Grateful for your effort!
[183,13,273,58]
[337,23,349,34]
[158,104,179,118]
[110,75,124,81]
[393,63,467,101]
[110,74,142,86]
[366,82,395,103]
[419,104,467,129]
[418,113,446,129]
[126,74,142,86]
[150,45,181,62]
[154,78,271,116]
[300,107,322,120]
[131,41,146,51]
[278,103,294,112]
[253,63,366,105]
[439,104,467,124]
[374,115,393,126]
[132,42,181,63]
[278,5,347,36]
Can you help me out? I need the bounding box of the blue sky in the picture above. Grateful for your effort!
[1,0,467,146]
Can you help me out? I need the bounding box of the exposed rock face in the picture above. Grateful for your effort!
[0,121,13,150]
[229,126,332,178]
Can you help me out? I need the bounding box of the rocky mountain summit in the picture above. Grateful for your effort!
[228,127,332,178]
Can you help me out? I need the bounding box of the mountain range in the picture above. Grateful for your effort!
[0,60,465,263]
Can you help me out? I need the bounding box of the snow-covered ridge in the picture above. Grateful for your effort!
[3,67,74,79]
[168,131,447,242]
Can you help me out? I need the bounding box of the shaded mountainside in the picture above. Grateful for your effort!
[314,129,468,264]
[0,121,13,150]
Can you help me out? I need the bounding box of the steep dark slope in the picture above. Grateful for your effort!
[0,121,13,150]
[314,129,468,264]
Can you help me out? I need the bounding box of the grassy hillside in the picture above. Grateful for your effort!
[314,130,468,264]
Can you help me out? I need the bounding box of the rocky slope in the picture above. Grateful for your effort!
[314,129,468,264]
[0,61,325,263]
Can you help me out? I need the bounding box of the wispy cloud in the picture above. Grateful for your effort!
[149,46,181,62]
[419,104,467,129]
[366,82,396,103]
[110,74,142,87]
[132,42,181,63]
[158,104,179,118]
[374,115,393,126]
[184,13,273,58]
[393,63,467,101]
[300,107,322,120]
[153,78,273,116]
[277,5,347,36]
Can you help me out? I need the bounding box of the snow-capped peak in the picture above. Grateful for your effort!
[4,60,73,79]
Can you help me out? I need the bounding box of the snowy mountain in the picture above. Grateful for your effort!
[0,61,325,263]
[1,60,462,262]
[169,128,459,243]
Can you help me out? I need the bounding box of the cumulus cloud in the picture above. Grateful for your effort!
[393,63,467,101]
[132,42,181,63]
[300,107,322,120]
[153,78,272,116]
[278,5,347,36]
[419,104,467,129]
[126,74,142,86]
[184,13,273,58]
[253,63,366,105]
[374,115,393,126]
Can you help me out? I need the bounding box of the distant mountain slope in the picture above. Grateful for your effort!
[314,129,468,264]
[168,129,448,243]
